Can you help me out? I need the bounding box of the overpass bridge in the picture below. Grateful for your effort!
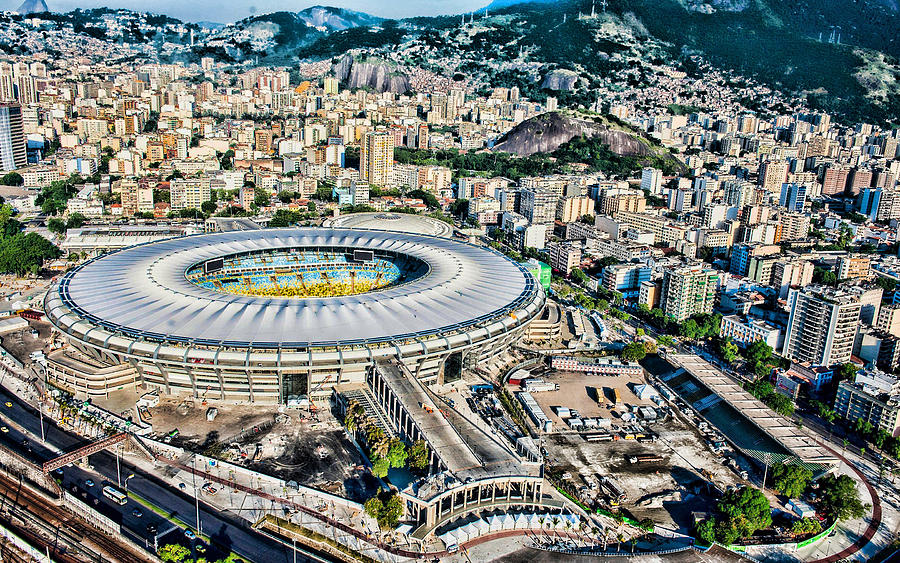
[665,353,837,468]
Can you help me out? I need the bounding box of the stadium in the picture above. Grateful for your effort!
[44,228,545,403]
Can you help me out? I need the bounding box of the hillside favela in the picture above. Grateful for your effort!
[0,0,900,562]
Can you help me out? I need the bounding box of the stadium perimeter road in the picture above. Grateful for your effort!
[0,385,329,563]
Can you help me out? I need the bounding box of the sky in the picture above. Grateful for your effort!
[24,0,494,22]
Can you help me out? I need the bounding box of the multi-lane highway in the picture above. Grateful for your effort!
[0,385,329,563]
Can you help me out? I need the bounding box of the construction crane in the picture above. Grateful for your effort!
[307,374,335,413]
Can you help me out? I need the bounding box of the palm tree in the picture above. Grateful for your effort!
[372,436,391,459]
[617,533,624,552]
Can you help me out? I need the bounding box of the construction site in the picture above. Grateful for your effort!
[503,354,755,534]
[139,398,379,502]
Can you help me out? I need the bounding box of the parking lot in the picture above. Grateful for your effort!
[519,369,656,429]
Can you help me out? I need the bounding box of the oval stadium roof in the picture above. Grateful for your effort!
[54,228,537,348]
[324,212,453,237]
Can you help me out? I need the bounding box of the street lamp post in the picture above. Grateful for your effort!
[192,455,201,536]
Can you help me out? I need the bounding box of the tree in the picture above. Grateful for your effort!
[791,518,822,536]
[745,340,773,366]
[254,190,270,208]
[719,337,739,364]
[201,200,217,215]
[771,464,813,498]
[66,212,86,229]
[277,190,299,203]
[717,486,772,539]
[767,393,795,416]
[621,341,647,363]
[269,209,303,228]
[47,217,66,235]
[714,518,743,545]
[597,256,620,269]
[364,493,404,529]
[407,189,439,209]
[835,363,860,386]
[386,438,408,468]
[158,544,191,562]
[679,318,700,340]
[570,268,589,285]
[875,277,897,292]
[307,201,317,212]
[817,474,868,521]
[813,266,837,286]
[409,439,429,469]
[449,198,469,218]
[0,172,23,186]
[371,457,390,478]
[813,400,837,423]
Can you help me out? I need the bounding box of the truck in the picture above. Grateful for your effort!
[599,476,627,505]
[523,379,559,393]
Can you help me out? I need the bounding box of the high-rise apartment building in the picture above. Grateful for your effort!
[547,242,582,275]
[556,196,594,224]
[659,265,719,322]
[640,168,662,194]
[170,178,212,211]
[834,369,900,438]
[359,131,394,187]
[822,166,850,196]
[758,160,789,193]
[778,183,806,212]
[15,75,37,105]
[783,287,861,366]
[836,255,871,280]
[519,187,558,228]
[772,259,814,300]
[323,77,339,95]
[119,179,154,216]
[780,213,811,241]
[0,103,25,172]
[848,168,873,196]
[859,188,900,222]
[877,305,900,338]
[597,188,646,217]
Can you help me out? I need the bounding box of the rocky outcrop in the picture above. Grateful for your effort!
[297,6,382,32]
[541,69,580,91]
[332,54,410,94]
[493,111,653,157]
[15,0,48,14]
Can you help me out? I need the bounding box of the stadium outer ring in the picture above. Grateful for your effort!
[43,228,545,403]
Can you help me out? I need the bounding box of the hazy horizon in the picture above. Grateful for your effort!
[8,0,496,22]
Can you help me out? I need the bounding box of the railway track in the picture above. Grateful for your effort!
[0,472,150,563]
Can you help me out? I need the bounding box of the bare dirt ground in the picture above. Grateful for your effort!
[2,320,53,365]
[149,397,278,449]
[146,398,379,501]
[545,410,749,533]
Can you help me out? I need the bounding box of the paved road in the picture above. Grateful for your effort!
[0,386,325,563]
[807,441,882,563]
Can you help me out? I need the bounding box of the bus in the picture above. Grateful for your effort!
[102,485,127,505]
